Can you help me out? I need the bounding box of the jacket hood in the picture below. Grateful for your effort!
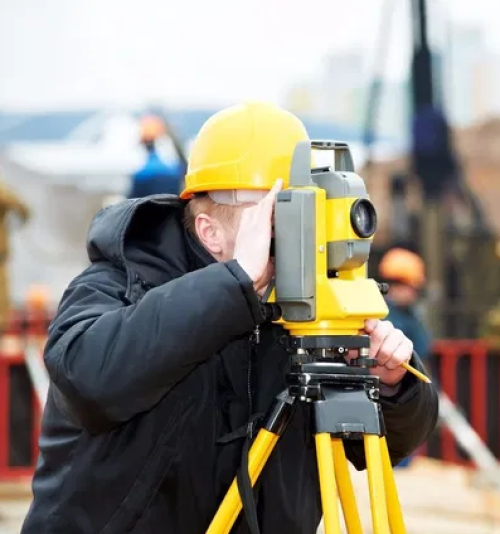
[86,194,214,299]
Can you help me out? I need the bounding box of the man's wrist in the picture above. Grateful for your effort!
[224,260,266,325]
[233,258,257,284]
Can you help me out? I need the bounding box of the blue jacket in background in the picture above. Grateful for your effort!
[128,149,183,199]
[385,300,433,361]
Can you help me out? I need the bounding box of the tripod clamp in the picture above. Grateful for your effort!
[263,334,385,439]
[284,334,379,369]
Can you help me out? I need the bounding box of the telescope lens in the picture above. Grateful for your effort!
[350,199,377,238]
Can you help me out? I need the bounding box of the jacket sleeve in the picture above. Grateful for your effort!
[44,260,265,432]
[345,352,439,470]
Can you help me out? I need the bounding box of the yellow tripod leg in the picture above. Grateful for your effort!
[379,437,407,534]
[315,433,342,534]
[206,429,279,534]
[364,434,390,534]
[331,438,363,534]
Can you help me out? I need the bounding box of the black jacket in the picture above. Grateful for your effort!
[21,195,439,534]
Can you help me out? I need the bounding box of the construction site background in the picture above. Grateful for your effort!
[2,0,500,532]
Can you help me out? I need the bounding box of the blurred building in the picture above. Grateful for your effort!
[374,79,412,139]
[442,23,500,127]
[285,50,366,128]
[285,49,413,142]
[320,50,366,126]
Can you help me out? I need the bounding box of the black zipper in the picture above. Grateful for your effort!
[247,325,260,426]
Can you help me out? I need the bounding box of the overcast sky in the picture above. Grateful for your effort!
[0,0,499,111]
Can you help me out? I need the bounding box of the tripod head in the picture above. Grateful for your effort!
[261,301,386,438]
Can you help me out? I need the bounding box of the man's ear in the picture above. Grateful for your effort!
[194,214,223,256]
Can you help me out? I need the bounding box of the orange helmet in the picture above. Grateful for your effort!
[378,248,426,289]
[25,284,51,311]
[139,115,166,143]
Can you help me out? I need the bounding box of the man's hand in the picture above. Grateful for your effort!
[347,319,414,387]
[233,179,283,297]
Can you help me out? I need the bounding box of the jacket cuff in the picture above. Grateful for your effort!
[379,352,422,406]
[224,260,266,326]
[379,381,403,398]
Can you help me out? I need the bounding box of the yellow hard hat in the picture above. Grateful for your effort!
[180,101,310,200]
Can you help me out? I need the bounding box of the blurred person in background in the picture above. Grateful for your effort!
[0,174,30,335]
[378,247,433,467]
[128,114,184,198]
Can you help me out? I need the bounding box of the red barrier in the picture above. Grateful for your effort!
[0,308,496,479]
[423,339,492,466]
[0,308,49,482]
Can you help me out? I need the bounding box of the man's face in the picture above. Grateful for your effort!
[211,204,248,262]
[388,283,419,307]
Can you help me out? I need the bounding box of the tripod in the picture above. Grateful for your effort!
[206,334,407,534]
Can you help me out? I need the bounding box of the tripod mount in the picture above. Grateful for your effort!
[206,332,407,534]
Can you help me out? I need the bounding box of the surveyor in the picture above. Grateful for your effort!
[378,247,433,364]
[378,247,434,468]
[128,114,183,198]
[21,102,439,534]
